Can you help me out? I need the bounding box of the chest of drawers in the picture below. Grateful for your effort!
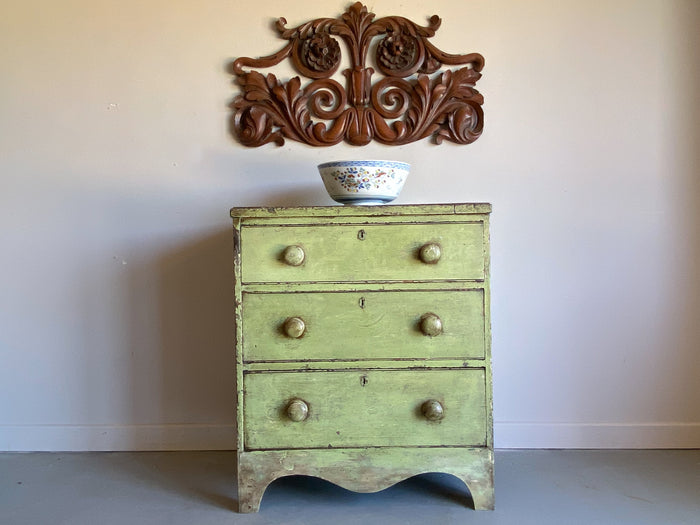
[231,203,493,512]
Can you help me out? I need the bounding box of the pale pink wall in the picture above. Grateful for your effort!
[0,0,698,450]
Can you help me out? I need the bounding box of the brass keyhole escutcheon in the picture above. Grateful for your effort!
[357,229,366,240]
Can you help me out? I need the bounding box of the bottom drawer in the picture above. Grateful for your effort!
[243,369,487,450]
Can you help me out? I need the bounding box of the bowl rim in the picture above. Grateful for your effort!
[318,160,410,170]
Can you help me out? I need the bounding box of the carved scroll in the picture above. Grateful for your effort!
[231,2,484,147]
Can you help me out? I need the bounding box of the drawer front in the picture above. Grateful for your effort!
[239,222,485,283]
[243,369,487,450]
[242,290,486,362]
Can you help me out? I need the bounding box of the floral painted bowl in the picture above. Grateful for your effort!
[317,160,410,205]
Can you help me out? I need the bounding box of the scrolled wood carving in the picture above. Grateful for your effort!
[231,2,484,147]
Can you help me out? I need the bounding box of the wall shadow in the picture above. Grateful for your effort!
[124,227,236,450]
[154,228,236,443]
[668,0,700,430]
[120,180,334,454]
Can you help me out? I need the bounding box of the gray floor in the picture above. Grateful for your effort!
[1,450,698,525]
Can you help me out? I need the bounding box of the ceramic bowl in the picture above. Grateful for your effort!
[317,160,410,205]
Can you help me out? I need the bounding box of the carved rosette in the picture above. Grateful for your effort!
[231,2,485,147]
[376,31,423,77]
[296,32,341,79]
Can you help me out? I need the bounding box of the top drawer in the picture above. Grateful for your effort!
[239,222,485,284]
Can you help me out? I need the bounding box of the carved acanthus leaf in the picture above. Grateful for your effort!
[231,2,485,147]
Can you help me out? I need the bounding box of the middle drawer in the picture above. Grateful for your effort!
[241,289,486,362]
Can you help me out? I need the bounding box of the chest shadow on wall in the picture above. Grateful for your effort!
[122,229,236,442]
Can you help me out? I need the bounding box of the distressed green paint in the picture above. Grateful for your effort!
[243,358,487,372]
[230,203,492,219]
[231,203,493,513]
[237,447,495,513]
[240,222,485,284]
[242,280,484,293]
[244,368,486,450]
[242,289,486,362]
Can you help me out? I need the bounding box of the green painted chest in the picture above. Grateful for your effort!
[231,203,494,512]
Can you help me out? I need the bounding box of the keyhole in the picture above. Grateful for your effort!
[360,375,369,387]
[357,229,366,240]
[359,297,366,309]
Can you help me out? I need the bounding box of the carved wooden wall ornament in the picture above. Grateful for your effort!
[231,2,485,147]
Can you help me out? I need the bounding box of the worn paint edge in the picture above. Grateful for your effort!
[243,365,487,374]
[243,359,487,370]
[241,218,485,226]
[241,281,486,291]
[231,203,492,218]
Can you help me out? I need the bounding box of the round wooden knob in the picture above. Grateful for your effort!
[419,243,442,264]
[282,245,305,266]
[286,398,309,422]
[420,313,443,337]
[284,317,306,338]
[422,400,444,421]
